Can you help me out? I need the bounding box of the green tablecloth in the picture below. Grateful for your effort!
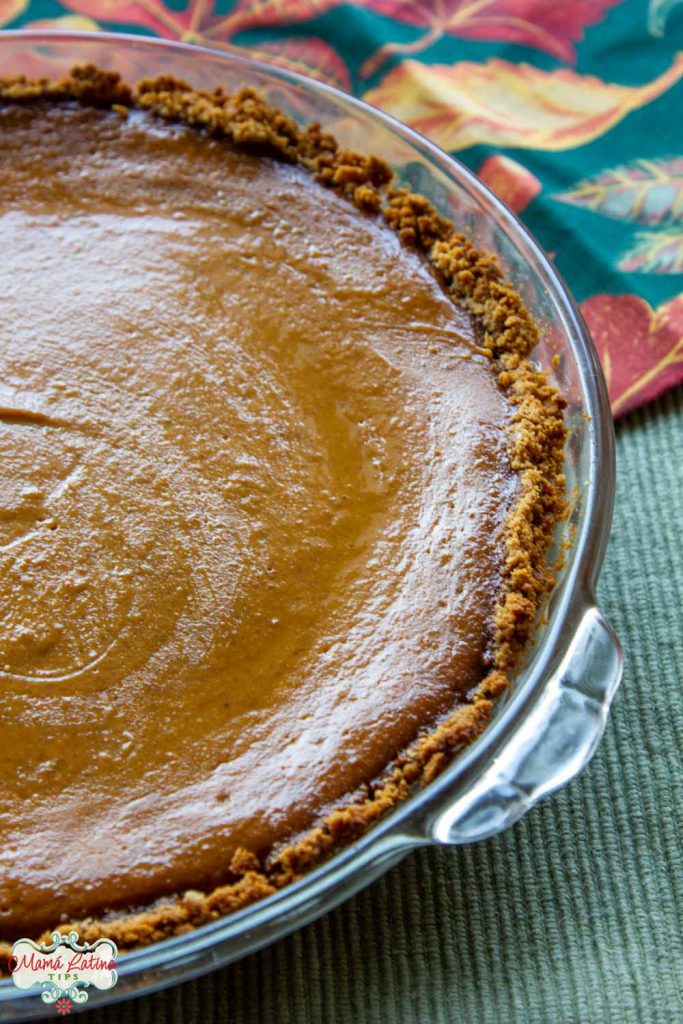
[78,389,682,1023]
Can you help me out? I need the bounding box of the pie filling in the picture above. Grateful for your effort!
[0,68,566,950]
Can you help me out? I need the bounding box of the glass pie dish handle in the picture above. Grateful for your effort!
[428,604,623,845]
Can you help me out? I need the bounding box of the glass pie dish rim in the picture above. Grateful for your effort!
[0,28,621,1018]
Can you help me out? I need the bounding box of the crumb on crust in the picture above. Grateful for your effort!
[0,66,567,959]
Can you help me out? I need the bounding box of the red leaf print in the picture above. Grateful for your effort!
[477,155,541,213]
[361,0,621,77]
[582,293,683,416]
[60,0,195,38]
[244,37,350,91]
[204,0,341,41]
[58,0,349,82]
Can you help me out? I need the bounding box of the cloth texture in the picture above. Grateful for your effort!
[2,1,681,1020]
[77,387,682,1022]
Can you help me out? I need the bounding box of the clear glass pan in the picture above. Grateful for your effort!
[0,30,622,1019]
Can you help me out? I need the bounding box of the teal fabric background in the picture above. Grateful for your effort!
[78,391,683,1023]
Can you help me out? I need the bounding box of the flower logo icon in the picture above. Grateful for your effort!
[55,997,72,1016]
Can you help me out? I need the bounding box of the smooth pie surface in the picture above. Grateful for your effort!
[0,102,515,932]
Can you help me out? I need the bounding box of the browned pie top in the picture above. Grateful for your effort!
[0,71,566,948]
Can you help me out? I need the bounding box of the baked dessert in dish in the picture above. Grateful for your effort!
[0,65,565,956]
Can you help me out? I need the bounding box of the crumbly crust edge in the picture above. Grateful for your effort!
[0,65,567,957]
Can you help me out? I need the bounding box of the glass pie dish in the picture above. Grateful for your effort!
[0,29,623,1019]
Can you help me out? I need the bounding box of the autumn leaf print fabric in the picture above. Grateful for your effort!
[4,0,683,415]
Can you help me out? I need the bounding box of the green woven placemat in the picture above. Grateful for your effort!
[79,387,683,1024]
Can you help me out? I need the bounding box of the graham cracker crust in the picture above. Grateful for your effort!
[0,65,567,958]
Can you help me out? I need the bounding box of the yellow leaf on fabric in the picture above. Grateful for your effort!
[0,0,28,26]
[364,56,683,152]
[240,37,350,91]
[23,14,99,29]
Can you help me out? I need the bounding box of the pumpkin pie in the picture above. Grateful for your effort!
[0,66,565,954]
